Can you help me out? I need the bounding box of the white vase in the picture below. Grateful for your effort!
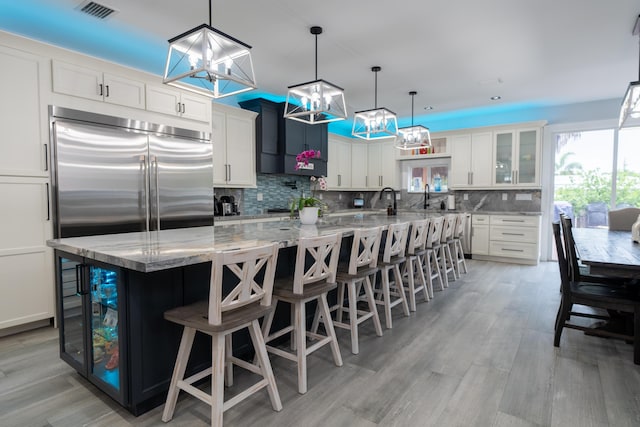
[299,207,319,225]
[632,214,640,243]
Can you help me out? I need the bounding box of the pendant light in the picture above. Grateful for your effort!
[163,0,256,99]
[619,14,640,128]
[284,26,347,124]
[352,66,398,140]
[396,91,431,150]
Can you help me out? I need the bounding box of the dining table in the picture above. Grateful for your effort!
[572,227,640,279]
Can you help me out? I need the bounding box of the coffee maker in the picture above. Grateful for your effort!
[217,195,239,216]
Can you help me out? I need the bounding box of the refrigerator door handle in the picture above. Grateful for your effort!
[153,156,160,230]
[141,155,150,232]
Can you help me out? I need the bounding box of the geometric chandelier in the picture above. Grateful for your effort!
[163,0,256,99]
[396,91,432,150]
[352,66,398,140]
[283,26,347,124]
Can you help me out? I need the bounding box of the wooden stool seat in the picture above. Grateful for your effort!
[165,301,272,334]
[272,278,337,300]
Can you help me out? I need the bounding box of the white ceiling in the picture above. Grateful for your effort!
[3,0,639,126]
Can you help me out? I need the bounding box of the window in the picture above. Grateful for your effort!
[615,127,640,208]
[403,159,450,193]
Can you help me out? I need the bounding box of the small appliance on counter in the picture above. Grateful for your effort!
[353,197,364,208]
[217,195,239,216]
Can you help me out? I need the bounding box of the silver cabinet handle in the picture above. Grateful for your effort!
[502,219,525,223]
[338,174,341,186]
[98,83,103,96]
[502,248,524,252]
[502,232,525,236]
[516,170,519,184]
[176,103,181,113]
[228,164,231,181]
[470,171,474,185]
[182,103,186,114]
[366,176,368,187]
[44,143,48,171]
[105,85,110,98]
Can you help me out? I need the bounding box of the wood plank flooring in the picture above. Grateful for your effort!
[2,260,640,426]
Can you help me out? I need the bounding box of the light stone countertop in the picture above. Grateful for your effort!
[47,212,429,272]
[47,210,541,273]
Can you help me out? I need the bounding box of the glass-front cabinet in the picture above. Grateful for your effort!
[56,251,127,405]
[493,128,540,187]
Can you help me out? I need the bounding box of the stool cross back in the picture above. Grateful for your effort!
[404,218,431,311]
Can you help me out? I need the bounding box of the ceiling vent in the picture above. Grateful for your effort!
[76,1,118,20]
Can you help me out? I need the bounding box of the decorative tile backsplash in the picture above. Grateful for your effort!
[217,174,542,215]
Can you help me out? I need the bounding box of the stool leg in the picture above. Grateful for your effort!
[294,300,307,394]
[393,264,410,316]
[211,333,225,427]
[347,280,359,354]
[405,258,417,312]
[224,334,233,387]
[364,275,383,337]
[416,255,429,302]
[162,326,196,422]
[319,293,343,367]
[249,319,282,411]
[381,266,393,329]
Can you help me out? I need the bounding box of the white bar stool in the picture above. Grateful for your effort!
[424,216,445,297]
[402,218,431,311]
[261,233,343,394]
[162,243,282,427]
[452,213,468,277]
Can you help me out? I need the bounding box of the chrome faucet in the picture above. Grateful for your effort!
[423,183,430,209]
[380,187,397,215]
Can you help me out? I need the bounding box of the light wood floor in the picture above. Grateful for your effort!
[2,260,640,427]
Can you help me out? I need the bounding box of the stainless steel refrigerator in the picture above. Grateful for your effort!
[50,107,214,238]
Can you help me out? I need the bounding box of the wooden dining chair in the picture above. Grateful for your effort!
[261,233,343,394]
[552,222,640,365]
[162,243,282,427]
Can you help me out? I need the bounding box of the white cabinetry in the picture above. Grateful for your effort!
[0,44,54,332]
[471,214,490,255]
[0,178,54,330]
[146,84,211,123]
[493,128,540,187]
[450,132,493,188]
[0,46,48,177]
[52,60,145,109]
[351,144,368,189]
[366,142,397,189]
[212,106,257,188]
[327,137,352,189]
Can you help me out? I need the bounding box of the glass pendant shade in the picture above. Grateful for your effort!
[619,80,640,128]
[352,107,399,140]
[284,79,347,124]
[284,26,347,124]
[396,125,432,150]
[163,24,256,99]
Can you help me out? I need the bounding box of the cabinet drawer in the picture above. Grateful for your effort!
[490,226,538,243]
[490,215,539,227]
[489,241,537,260]
[472,214,490,225]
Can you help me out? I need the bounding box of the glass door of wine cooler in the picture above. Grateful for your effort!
[58,254,87,374]
[87,262,126,403]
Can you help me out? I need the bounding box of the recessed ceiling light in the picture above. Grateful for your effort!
[490,96,501,100]
[424,106,434,110]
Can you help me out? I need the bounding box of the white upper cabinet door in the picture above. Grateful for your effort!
[327,138,352,189]
[0,46,47,176]
[337,140,352,189]
[102,73,145,109]
[52,61,145,109]
[180,92,212,122]
[367,143,383,189]
[351,143,368,189]
[146,84,182,116]
[52,60,103,101]
[470,132,493,187]
[380,143,397,189]
[224,112,255,187]
[450,134,472,187]
[211,111,227,185]
[515,128,539,186]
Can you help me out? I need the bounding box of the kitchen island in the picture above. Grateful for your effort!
[46,212,437,415]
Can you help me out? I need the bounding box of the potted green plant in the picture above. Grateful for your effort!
[291,175,328,224]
